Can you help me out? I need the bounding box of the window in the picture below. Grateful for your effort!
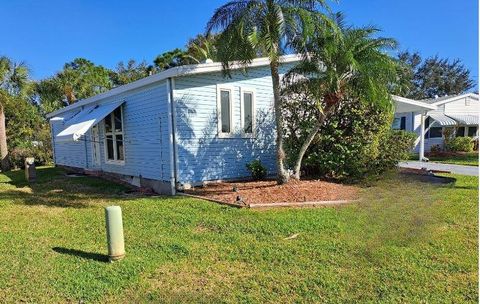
[104,106,125,163]
[392,116,406,130]
[241,88,255,135]
[429,127,443,138]
[217,86,233,136]
[468,126,478,137]
[456,126,465,137]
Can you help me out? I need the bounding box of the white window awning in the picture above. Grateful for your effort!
[428,113,458,126]
[55,101,124,142]
[446,114,479,126]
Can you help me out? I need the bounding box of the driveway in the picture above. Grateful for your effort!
[399,161,478,176]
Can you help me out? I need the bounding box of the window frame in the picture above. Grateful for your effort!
[240,87,256,137]
[103,106,125,165]
[216,85,234,138]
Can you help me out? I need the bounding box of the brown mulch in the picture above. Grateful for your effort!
[185,179,359,206]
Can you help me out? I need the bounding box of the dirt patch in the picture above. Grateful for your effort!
[185,179,359,206]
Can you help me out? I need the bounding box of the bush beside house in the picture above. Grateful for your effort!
[287,99,416,181]
[446,136,474,152]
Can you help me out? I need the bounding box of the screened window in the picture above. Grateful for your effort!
[217,87,233,136]
[392,116,406,130]
[429,127,443,138]
[468,126,478,137]
[105,107,125,162]
[456,126,465,137]
[243,92,253,133]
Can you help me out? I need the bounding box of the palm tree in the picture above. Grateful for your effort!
[0,56,30,171]
[284,19,399,179]
[206,0,333,184]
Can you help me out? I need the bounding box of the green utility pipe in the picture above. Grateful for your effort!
[105,206,125,262]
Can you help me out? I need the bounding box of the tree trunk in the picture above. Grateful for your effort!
[292,115,325,180]
[0,102,10,172]
[270,60,289,184]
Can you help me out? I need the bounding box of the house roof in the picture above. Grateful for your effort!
[421,93,479,105]
[392,95,437,113]
[46,54,302,119]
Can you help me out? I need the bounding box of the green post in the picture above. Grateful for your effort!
[105,206,125,262]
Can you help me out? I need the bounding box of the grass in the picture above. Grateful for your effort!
[410,152,479,166]
[0,166,477,303]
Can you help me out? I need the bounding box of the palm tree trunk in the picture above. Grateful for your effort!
[292,115,325,180]
[270,61,289,184]
[0,102,10,172]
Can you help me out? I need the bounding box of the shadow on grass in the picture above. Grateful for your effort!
[52,247,109,263]
[0,167,131,209]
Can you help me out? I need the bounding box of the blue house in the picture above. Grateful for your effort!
[47,55,300,194]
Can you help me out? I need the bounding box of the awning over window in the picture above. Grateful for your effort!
[446,114,479,126]
[428,113,458,126]
[55,101,124,142]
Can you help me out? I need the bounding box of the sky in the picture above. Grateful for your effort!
[1,0,478,87]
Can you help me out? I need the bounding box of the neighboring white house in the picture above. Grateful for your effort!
[393,93,479,158]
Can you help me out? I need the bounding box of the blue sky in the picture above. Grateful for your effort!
[1,0,478,86]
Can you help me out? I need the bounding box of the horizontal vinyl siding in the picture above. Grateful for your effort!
[50,109,88,168]
[173,64,293,184]
[50,81,171,181]
[96,82,170,180]
[444,97,480,113]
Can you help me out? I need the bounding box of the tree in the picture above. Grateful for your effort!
[283,21,399,179]
[0,56,30,171]
[153,48,199,71]
[36,58,112,111]
[186,34,219,63]
[110,59,153,86]
[206,0,333,184]
[398,51,475,99]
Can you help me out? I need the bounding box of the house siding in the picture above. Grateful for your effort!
[405,96,480,153]
[173,64,293,184]
[50,81,171,182]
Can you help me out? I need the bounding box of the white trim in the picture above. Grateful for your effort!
[171,78,180,186]
[240,87,256,137]
[166,78,176,194]
[216,85,234,138]
[91,125,101,167]
[103,105,125,165]
[46,54,302,119]
[392,95,437,111]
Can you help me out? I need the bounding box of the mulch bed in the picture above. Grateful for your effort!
[184,179,359,207]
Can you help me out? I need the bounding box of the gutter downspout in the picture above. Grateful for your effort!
[167,78,178,195]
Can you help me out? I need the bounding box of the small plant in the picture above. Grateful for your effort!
[430,144,442,153]
[446,137,474,152]
[246,159,267,180]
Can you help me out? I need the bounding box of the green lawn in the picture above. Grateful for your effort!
[429,152,479,166]
[410,152,479,166]
[0,167,477,303]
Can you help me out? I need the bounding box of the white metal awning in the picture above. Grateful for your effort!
[446,114,479,126]
[55,101,124,142]
[428,113,458,126]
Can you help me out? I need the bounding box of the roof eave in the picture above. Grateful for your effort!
[46,54,302,119]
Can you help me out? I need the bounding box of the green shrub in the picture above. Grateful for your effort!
[296,99,391,180]
[9,141,53,169]
[446,137,474,152]
[284,98,417,181]
[246,159,267,180]
[430,144,442,153]
[372,130,417,172]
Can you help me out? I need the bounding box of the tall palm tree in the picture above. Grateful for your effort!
[0,56,30,171]
[206,0,333,184]
[284,19,399,179]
